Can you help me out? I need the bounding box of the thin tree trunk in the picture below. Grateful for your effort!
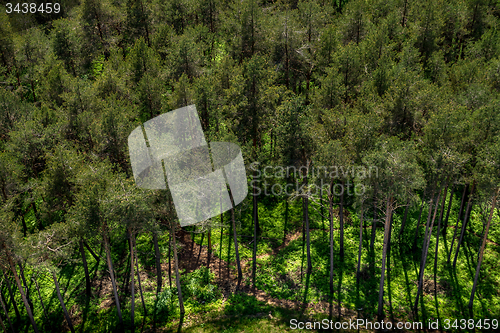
[415,191,441,311]
[0,310,6,333]
[448,184,468,263]
[412,196,426,250]
[443,184,455,237]
[370,188,377,252]
[468,188,499,308]
[3,248,38,333]
[304,175,312,273]
[168,231,172,289]
[0,286,15,333]
[339,180,345,260]
[377,196,393,319]
[129,229,135,332]
[80,240,92,296]
[32,276,49,321]
[52,271,75,333]
[18,264,34,314]
[453,181,476,268]
[152,232,162,295]
[5,278,20,322]
[207,225,212,269]
[231,206,242,288]
[83,241,100,263]
[356,205,364,284]
[328,183,335,311]
[252,169,259,289]
[134,240,147,316]
[434,185,447,295]
[170,223,185,315]
[103,226,124,329]
[398,200,409,239]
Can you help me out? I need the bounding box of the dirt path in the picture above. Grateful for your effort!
[168,229,356,318]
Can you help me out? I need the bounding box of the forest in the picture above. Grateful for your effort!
[1,0,500,332]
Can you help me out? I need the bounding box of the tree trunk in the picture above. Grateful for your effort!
[434,185,447,295]
[103,226,124,329]
[398,200,409,239]
[80,240,92,296]
[5,278,20,322]
[0,286,15,333]
[412,196,426,250]
[377,196,393,319]
[207,224,212,269]
[18,264,34,314]
[304,175,312,273]
[32,276,49,321]
[83,241,100,263]
[370,188,377,252]
[231,205,242,288]
[448,184,468,263]
[356,205,364,284]
[52,271,75,333]
[252,169,259,288]
[468,188,499,308]
[168,232,172,289]
[415,191,441,311]
[153,232,162,295]
[134,241,147,316]
[129,229,135,332]
[442,184,455,237]
[3,247,38,333]
[170,223,185,315]
[328,183,335,310]
[339,180,345,259]
[453,181,476,268]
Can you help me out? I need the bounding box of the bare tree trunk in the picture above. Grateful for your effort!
[304,175,312,273]
[3,248,38,333]
[356,205,364,284]
[52,271,75,333]
[168,232,172,289]
[370,188,377,252]
[207,225,212,270]
[377,196,393,319]
[453,181,475,268]
[32,275,49,321]
[448,184,468,263]
[83,241,100,262]
[415,191,441,311]
[328,183,335,315]
[170,223,185,316]
[398,200,409,239]
[103,226,124,329]
[412,196,426,250]
[18,264,34,314]
[468,188,499,308]
[443,184,455,237]
[4,278,20,322]
[0,286,15,333]
[339,180,345,260]
[252,169,259,288]
[231,206,242,288]
[434,183,449,294]
[134,242,147,316]
[152,232,162,295]
[129,230,135,332]
[80,240,92,296]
